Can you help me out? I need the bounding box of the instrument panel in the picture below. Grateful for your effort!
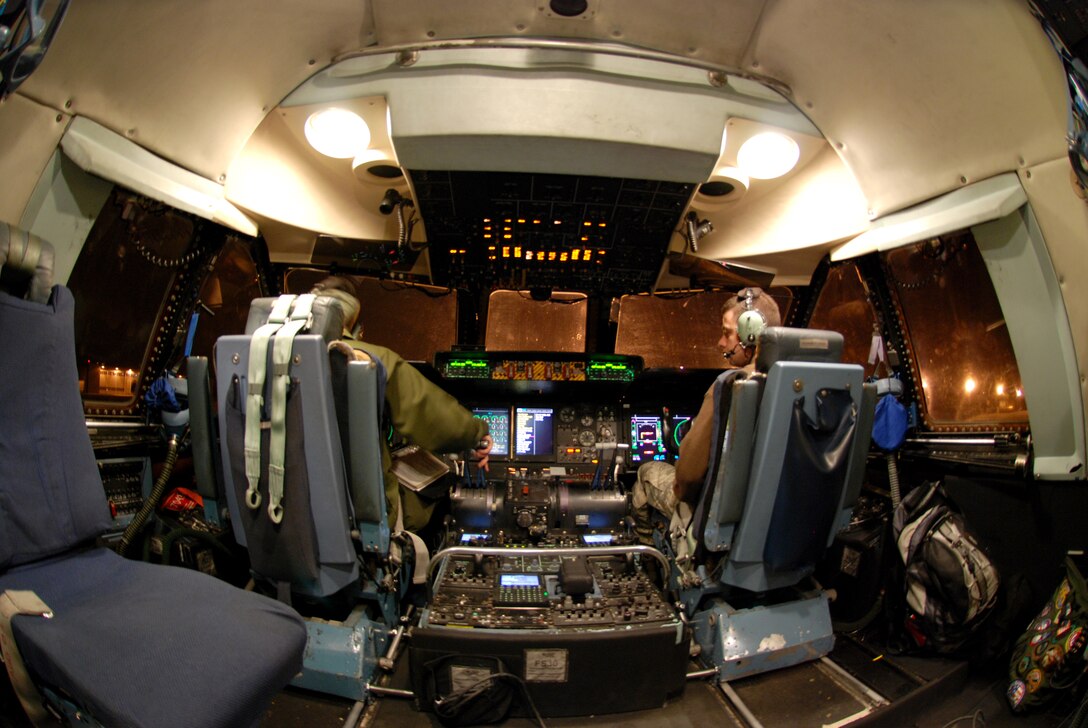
[473,404,692,471]
[472,403,621,467]
[451,352,711,475]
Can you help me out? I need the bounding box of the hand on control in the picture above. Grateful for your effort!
[472,434,494,472]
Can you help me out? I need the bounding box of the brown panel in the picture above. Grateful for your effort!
[485,290,587,353]
[284,270,457,363]
[807,262,880,377]
[617,287,795,369]
[615,291,731,370]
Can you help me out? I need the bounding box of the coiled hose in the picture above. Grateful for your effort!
[887,452,901,510]
[119,434,181,556]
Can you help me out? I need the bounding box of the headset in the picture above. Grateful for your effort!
[735,287,767,347]
[722,287,768,361]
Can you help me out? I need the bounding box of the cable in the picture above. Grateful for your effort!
[434,671,547,728]
[940,709,985,728]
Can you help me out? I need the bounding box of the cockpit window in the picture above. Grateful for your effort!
[485,290,588,353]
[616,288,795,369]
[884,233,1028,430]
[71,192,188,411]
[616,290,732,369]
[284,270,458,363]
[185,237,264,362]
[807,262,881,379]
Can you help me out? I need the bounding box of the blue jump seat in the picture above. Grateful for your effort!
[0,250,306,727]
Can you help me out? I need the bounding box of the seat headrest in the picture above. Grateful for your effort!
[1,223,55,304]
[244,295,347,341]
[755,327,844,372]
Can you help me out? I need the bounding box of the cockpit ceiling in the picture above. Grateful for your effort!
[412,170,695,296]
[0,0,1070,275]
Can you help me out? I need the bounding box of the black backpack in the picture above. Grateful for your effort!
[891,481,1001,653]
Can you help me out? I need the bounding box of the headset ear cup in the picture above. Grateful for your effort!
[737,309,766,345]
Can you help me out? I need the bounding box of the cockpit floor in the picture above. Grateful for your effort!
[0,626,1075,726]
[260,626,1079,728]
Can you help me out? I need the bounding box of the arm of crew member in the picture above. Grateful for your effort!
[673,385,715,503]
[382,352,489,457]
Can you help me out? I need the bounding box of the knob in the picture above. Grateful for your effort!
[516,510,533,528]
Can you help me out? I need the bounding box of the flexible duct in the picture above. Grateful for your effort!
[119,435,181,556]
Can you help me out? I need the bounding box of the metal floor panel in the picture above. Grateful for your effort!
[726,659,879,727]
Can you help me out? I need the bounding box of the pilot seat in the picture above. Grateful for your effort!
[203,292,407,701]
[0,226,307,727]
[670,326,877,680]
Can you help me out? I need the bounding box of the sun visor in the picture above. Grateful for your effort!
[61,117,259,236]
[831,174,1027,261]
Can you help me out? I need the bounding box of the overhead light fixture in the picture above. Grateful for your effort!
[737,132,800,179]
[304,108,371,159]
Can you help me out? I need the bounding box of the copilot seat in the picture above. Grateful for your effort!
[678,326,877,680]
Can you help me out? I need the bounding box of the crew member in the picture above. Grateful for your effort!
[674,287,782,501]
[312,276,493,532]
[632,288,781,537]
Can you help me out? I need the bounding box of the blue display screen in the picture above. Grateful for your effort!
[582,534,613,545]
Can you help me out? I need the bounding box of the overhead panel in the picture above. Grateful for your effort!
[413,170,694,296]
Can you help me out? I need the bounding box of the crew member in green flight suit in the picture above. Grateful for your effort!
[312,276,493,533]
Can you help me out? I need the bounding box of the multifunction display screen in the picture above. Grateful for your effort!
[472,407,511,457]
[514,407,554,459]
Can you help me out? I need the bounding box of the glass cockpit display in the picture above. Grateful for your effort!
[514,406,555,459]
[472,407,511,457]
[629,413,692,463]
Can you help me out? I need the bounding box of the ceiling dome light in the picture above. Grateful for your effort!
[304,108,371,159]
[737,132,800,180]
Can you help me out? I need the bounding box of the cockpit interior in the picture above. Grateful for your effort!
[1,1,1088,727]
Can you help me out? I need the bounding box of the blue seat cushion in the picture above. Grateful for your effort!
[0,548,306,728]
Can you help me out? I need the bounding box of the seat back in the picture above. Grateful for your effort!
[0,230,112,570]
[697,327,876,593]
[215,296,388,597]
[0,275,308,726]
[0,286,113,570]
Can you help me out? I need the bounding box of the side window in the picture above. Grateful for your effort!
[71,191,187,412]
[807,262,881,378]
[884,233,1027,430]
